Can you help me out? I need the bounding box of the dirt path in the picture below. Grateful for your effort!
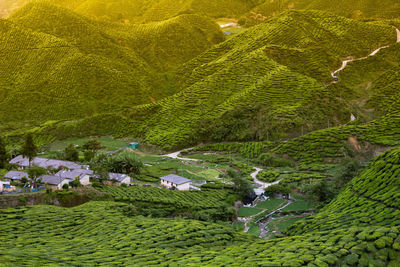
[331,28,400,79]
[251,167,281,195]
[163,149,199,162]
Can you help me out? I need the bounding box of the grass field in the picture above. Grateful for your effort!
[282,195,316,212]
[48,136,135,151]
[237,206,263,217]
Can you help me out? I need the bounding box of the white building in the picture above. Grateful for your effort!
[55,169,93,186]
[109,173,131,185]
[159,174,192,191]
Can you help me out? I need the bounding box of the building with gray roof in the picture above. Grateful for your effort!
[3,171,28,181]
[160,174,192,191]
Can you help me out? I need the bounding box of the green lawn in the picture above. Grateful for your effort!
[282,195,315,212]
[237,207,263,217]
[255,198,285,211]
[49,137,136,152]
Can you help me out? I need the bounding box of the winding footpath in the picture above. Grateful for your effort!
[251,167,281,196]
[163,148,199,161]
[331,28,400,79]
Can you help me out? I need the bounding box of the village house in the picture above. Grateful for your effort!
[55,169,93,186]
[159,174,192,191]
[9,155,86,170]
[40,175,69,190]
[108,173,131,185]
[3,171,28,182]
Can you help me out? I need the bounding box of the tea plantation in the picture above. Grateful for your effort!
[0,2,223,133]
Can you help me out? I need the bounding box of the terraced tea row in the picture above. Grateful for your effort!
[100,186,232,208]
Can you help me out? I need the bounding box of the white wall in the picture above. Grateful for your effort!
[120,177,131,185]
[80,175,91,185]
[160,180,190,191]
[176,182,190,191]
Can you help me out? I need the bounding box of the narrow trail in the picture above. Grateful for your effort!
[331,28,400,79]
[163,148,199,162]
[251,167,281,196]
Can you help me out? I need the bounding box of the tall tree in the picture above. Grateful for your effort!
[64,144,79,161]
[21,134,37,167]
[27,166,46,188]
[0,136,8,169]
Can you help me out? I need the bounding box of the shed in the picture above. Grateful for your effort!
[159,174,192,191]
[127,142,139,149]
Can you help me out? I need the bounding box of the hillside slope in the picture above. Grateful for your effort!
[1,0,262,22]
[122,10,397,149]
[0,2,223,132]
[241,0,400,26]
[4,9,397,150]
[287,146,400,235]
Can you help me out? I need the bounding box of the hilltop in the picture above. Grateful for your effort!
[0,2,223,133]
[1,0,262,22]
[241,0,400,26]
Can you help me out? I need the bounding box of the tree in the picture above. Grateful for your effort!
[333,159,362,188]
[264,184,290,199]
[64,144,79,161]
[82,140,103,152]
[90,151,143,175]
[21,134,37,167]
[69,178,81,188]
[82,140,103,162]
[27,166,46,188]
[0,136,8,169]
[301,179,334,203]
[230,170,255,204]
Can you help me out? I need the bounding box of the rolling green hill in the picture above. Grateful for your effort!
[0,2,223,133]
[241,0,400,26]
[1,0,262,22]
[121,10,397,149]
[3,9,397,150]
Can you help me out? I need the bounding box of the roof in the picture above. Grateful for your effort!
[109,173,130,182]
[40,175,66,186]
[9,155,30,167]
[9,155,83,170]
[160,174,192,185]
[4,171,28,180]
[56,169,93,180]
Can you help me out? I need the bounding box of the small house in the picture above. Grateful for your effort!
[109,173,131,185]
[55,169,93,186]
[126,142,139,150]
[40,175,69,190]
[159,174,192,191]
[3,171,28,181]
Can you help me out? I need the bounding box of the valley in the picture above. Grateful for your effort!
[1,0,400,265]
